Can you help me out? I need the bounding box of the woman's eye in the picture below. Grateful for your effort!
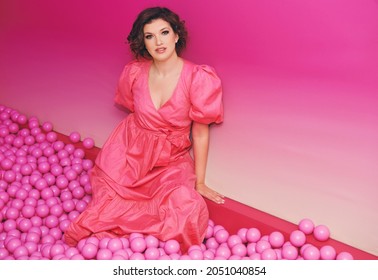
[162,30,169,35]
[145,34,153,40]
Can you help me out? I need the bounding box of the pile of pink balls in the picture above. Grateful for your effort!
[0,105,354,260]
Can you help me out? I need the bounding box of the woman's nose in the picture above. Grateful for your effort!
[156,35,163,45]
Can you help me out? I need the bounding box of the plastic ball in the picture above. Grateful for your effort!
[282,245,298,260]
[188,249,204,260]
[227,234,242,248]
[129,252,145,260]
[313,225,330,242]
[255,240,271,254]
[82,138,95,149]
[289,230,306,247]
[246,227,261,243]
[69,132,81,143]
[336,251,354,260]
[205,225,213,239]
[81,243,98,259]
[215,246,231,259]
[261,248,277,260]
[237,227,248,243]
[97,248,113,260]
[205,237,219,250]
[145,247,160,260]
[164,239,180,255]
[298,218,315,234]
[302,245,320,260]
[13,245,29,258]
[130,237,147,253]
[145,235,159,248]
[320,245,336,260]
[107,238,123,253]
[215,229,229,244]
[269,231,285,248]
[231,243,247,257]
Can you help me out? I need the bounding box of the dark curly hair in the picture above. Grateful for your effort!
[127,7,188,59]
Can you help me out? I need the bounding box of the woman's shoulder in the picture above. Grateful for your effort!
[182,59,220,84]
[122,59,150,73]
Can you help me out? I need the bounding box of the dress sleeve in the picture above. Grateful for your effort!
[189,65,224,124]
[114,60,141,112]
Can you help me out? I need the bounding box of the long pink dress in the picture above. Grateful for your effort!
[64,59,224,252]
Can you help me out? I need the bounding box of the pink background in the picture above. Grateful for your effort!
[1,0,377,255]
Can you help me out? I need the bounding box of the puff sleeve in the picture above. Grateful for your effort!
[114,61,141,112]
[189,65,224,124]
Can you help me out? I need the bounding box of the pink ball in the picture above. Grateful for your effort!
[70,254,84,260]
[81,243,98,259]
[145,235,159,248]
[281,245,298,260]
[227,234,242,248]
[261,248,278,260]
[130,252,145,260]
[112,248,129,259]
[203,249,215,260]
[205,225,214,239]
[215,229,229,244]
[86,236,100,246]
[36,204,49,218]
[231,243,247,257]
[302,245,320,260]
[205,237,219,250]
[50,244,65,258]
[336,251,354,260]
[163,239,180,255]
[246,242,257,256]
[18,218,32,232]
[320,245,336,260]
[6,207,20,220]
[42,122,53,132]
[255,240,271,254]
[69,132,81,143]
[269,231,285,248]
[188,249,204,260]
[237,227,248,243]
[313,225,330,242]
[13,245,29,258]
[96,248,113,260]
[98,237,111,249]
[246,227,261,243]
[298,218,315,234]
[289,230,306,247]
[144,247,160,260]
[62,200,75,213]
[44,215,59,229]
[65,247,80,258]
[82,137,95,149]
[130,237,147,253]
[5,238,22,253]
[24,241,38,255]
[107,238,123,253]
[215,246,231,259]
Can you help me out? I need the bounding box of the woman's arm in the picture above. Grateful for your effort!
[192,122,225,204]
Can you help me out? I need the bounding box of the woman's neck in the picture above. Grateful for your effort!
[151,55,182,77]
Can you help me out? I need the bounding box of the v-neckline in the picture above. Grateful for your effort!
[147,60,185,111]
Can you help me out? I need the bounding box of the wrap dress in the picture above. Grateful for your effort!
[64,59,224,252]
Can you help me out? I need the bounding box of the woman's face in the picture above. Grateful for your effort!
[143,18,179,62]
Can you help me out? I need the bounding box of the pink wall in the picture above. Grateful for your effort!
[1,0,377,255]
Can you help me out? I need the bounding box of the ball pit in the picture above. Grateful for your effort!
[0,104,358,260]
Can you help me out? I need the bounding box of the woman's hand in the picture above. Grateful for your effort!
[196,183,225,204]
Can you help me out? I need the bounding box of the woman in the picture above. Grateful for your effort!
[64,7,224,252]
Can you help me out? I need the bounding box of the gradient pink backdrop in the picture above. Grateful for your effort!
[1,0,377,255]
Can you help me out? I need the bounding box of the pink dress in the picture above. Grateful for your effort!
[64,59,224,252]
